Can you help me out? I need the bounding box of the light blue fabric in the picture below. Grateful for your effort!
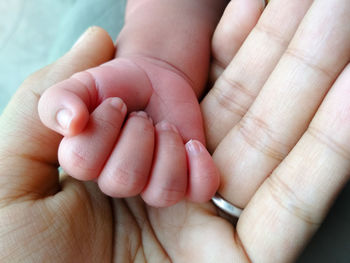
[49,0,126,61]
[0,0,125,113]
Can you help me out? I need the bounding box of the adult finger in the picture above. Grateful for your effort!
[0,27,115,201]
[214,0,350,208]
[210,0,264,84]
[238,63,350,263]
[202,0,313,151]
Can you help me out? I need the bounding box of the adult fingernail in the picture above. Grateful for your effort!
[186,139,204,155]
[56,109,73,130]
[156,121,179,133]
[72,27,95,49]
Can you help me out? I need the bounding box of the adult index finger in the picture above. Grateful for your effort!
[0,27,115,203]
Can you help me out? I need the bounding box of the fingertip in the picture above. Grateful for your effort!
[185,139,204,156]
[56,107,89,137]
[107,97,127,116]
[212,0,263,71]
[56,109,73,130]
[38,80,92,137]
[70,26,115,61]
[141,188,186,208]
[155,120,179,134]
[56,103,90,137]
[185,139,220,203]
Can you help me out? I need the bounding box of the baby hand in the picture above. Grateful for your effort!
[38,58,219,206]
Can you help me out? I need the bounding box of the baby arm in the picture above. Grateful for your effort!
[38,0,228,206]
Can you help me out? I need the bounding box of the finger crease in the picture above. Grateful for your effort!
[93,115,121,131]
[254,22,289,48]
[123,199,172,262]
[212,77,253,118]
[27,88,41,101]
[141,55,195,90]
[212,58,227,71]
[71,72,98,111]
[17,153,58,167]
[220,74,255,100]
[266,176,322,226]
[237,113,287,161]
[284,48,335,79]
[307,126,350,161]
[233,231,252,263]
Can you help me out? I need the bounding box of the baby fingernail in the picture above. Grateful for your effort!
[130,111,149,119]
[186,140,204,155]
[56,109,72,130]
[156,121,179,133]
[148,116,154,124]
[110,98,127,115]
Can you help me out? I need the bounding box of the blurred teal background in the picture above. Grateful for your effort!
[0,1,349,262]
[0,0,125,113]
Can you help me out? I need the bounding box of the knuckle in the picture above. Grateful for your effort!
[106,165,146,196]
[93,115,122,132]
[61,145,100,177]
[59,138,99,172]
[69,148,89,167]
[150,185,185,207]
[163,140,185,157]
[20,66,50,91]
[14,88,42,118]
[266,176,322,226]
[237,112,288,160]
[157,130,184,153]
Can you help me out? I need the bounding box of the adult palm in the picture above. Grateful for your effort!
[0,27,243,263]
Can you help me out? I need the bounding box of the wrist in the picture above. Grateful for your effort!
[119,0,227,93]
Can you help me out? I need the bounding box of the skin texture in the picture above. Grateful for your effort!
[38,0,227,206]
[1,0,350,262]
[203,0,350,209]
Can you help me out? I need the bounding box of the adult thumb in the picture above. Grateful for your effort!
[0,27,115,202]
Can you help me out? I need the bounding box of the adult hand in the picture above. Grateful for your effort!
[0,27,254,263]
[202,0,350,261]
